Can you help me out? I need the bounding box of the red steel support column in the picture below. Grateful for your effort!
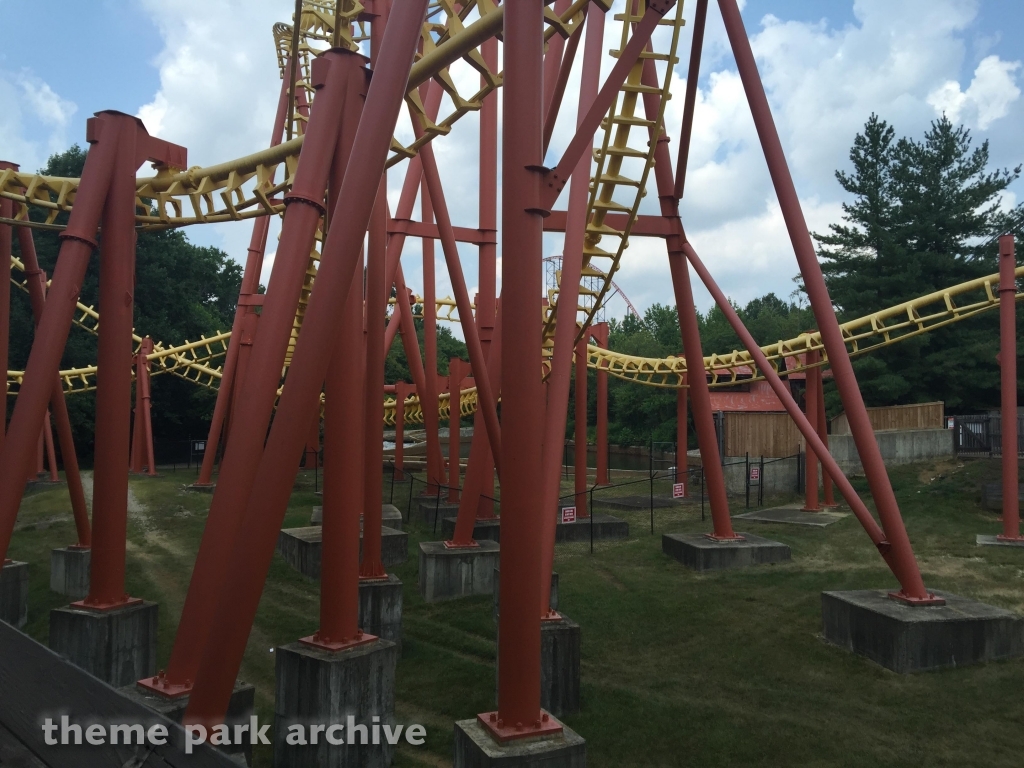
[681,238,903,567]
[538,7,605,614]
[668,245,737,540]
[476,31,499,519]
[674,0,708,200]
[998,235,1021,541]
[676,372,687,491]
[718,0,932,601]
[817,381,837,507]
[593,322,610,486]
[802,348,820,512]
[195,67,292,488]
[185,10,426,721]
[447,358,465,503]
[314,65,369,646]
[14,224,90,546]
[42,413,59,481]
[150,53,355,698]
[416,140,503,473]
[0,181,10,446]
[0,116,128,565]
[393,382,408,480]
[574,336,589,514]
[422,178,444,494]
[542,0,572,129]
[130,338,157,476]
[360,178,388,581]
[484,0,557,739]
[450,303,503,546]
[82,115,158,609]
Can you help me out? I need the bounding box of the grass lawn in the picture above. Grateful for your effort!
[8,456,1024,767]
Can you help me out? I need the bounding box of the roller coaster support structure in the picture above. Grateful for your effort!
[194,66,292,489]
[0,171,9,449]
[677,371,688,492]
[184,6,427,722]
[998,234,1021,542]
[447,358,468,503]
[0,114,183,573]
[130,337,157,477]
[818,380,837,507]
[574,334,589,515]
[146,51,360,700]
[593,322,610,486]
[718,0,936,602]
[802,347,821,512]
[8,206,90,546]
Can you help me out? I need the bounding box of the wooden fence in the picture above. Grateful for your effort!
[723,401,946,457]
[723,412,804,458]
[831,402,944,434]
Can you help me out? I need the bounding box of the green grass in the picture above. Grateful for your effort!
[9,458,1024,767]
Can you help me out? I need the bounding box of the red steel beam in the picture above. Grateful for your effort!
[674,0,708,200]
[718,0,933,601]
[195,65,292,488]
[543,210,672,237]
[152,53,357,698]
[12,223,90,546]
[0,120,122,564]
[593,322,610,486]
[184,8,427,723]
[486,0,552,739]
[802,347,821,512]
[676,371,687,492]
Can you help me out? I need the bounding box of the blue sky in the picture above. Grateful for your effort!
[2,1,1022,320]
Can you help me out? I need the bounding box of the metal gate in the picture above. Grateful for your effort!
[953,415,1024,457]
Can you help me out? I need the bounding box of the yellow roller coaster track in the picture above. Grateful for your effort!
[4,2,1015,429]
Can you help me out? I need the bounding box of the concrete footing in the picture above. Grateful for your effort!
[277,526,408,580]
[50,547,91,600]
[493,567,558,622]
[311,504,404,530]
[662,532,791,571]
[49,601,158,687]
[187,482,216,493]
[976,534,1024,549]
[418,541,500,602]
[453,715,586,768]
[419,498,461,527]
[441,516,502,543]
[0,560,29,629]
[359,574,403,651]
[274,638,398,768]
[821,589,1024,672]
[734,504,848,528]
[121,680,256,765]
[555,513,629,543]
[539,616,581,716]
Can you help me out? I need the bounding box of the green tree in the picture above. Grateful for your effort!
[9,146,243,460]
[814,115,1023,410]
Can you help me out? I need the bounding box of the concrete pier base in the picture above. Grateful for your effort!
[187,482,216,493]
[662,532,791,571]
[976,534,1024,549]
[493,567,558,622]
[453,715,586,768]
[0,560,29,629]
[277,526,408,580]
[49,601,158,687]
[50,547,91,600]
[359,574,403,651]
[821,589,1024,672]
[311,504,404,530]
[418,541,500,602]
[121,680,256,765]
[441,516,502,543]
[539,616,581,716]
[274,638,398,768]
[555,513,629,543]
[419,498,461,527]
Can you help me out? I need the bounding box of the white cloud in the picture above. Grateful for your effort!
[0,70,77,172]
[927,55,1022,129]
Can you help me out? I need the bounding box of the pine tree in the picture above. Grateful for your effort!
[813,115,1023,410]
